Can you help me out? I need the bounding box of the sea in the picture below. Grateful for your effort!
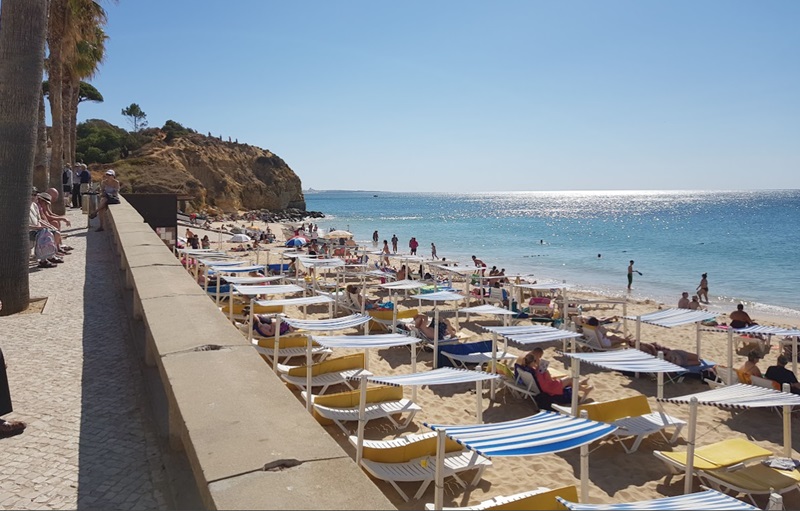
[304,189,800,322]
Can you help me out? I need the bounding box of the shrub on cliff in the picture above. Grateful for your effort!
[76,119,146,164]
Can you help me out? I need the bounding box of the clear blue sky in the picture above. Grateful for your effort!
[75,0,799,192]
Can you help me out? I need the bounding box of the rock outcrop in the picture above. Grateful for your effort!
[107,132,305,214]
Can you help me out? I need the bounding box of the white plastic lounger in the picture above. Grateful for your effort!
[347,431,437,450]
[360,450,491,502]
[313,398,421,434]
[281,368,372,394]
[251,339,332,365]
[423,486,577,511]
[552,394,685,454]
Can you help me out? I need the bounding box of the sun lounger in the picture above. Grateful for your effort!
[436,340,515,370]
[552,394,685,453]
[573,326,626,352]
[424,485,578,510]
[280,353,372,394]
[663,359,717,385]
[750,375,781,391]
[653,437,773,484]
[699,462,800,505]
[353,432,492,502]
[250,335,332,365]
[368,307,419,333]
[308,385,421,434]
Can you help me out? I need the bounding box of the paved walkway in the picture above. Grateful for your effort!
[0,209,170,510]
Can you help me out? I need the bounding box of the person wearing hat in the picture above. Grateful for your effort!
[89,169,120,231]
[36,190,72,232]
[29,190,67,266]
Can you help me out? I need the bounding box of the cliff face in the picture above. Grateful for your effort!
[110,132,305,213]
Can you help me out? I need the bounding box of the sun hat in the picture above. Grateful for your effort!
[105,169,116,176]
[37,192,51,203]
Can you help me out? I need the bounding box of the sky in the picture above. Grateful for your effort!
[72,0,800,192]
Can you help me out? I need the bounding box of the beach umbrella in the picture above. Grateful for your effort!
[325,229,353,239]
[285,237,308,247]
[230,227,244,234]
[425,411,617,509]
[228,233,251,243]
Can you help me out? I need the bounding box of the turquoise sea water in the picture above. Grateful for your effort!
[305,190,800,320]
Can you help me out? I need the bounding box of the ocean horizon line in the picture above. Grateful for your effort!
[304,188,800,195]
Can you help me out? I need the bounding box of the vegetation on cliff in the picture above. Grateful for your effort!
[76,119,305,214]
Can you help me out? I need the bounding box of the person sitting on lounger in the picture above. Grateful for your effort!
[765,355,800,394]
[346,284,381,310]
[516,349,593,401]
[738,350,763,383]
[730,303,757,329]
[413,313,455,340]
[585,316,628,348]
[252,315,294,337]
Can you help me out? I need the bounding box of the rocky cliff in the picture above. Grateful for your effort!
[107,131,305,214]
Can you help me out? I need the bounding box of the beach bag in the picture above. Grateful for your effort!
[34,229,57,261]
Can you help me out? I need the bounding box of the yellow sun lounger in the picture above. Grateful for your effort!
[653,437,773,482]
[700,462,800,505]
[352,432,491,502]
[552,394,685,454]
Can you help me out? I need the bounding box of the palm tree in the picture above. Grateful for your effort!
[0,0,50,315]
[46,0,69,214]
[47,0,108,214]
[64,21,107,163]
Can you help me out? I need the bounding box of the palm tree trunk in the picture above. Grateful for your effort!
[47,0,67,215]
[69,77,80,163]
[0,0,49,315]
[62,73,74,167]
[33,90,49,191]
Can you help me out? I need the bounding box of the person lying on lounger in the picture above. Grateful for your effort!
[585,316,629,348]
[413,313,456,340]
[633,341,703,366]
[252,315,295,337]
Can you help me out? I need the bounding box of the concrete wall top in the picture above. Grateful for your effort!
[108,198,395,510]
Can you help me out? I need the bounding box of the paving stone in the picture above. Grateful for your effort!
[0,210,168,509]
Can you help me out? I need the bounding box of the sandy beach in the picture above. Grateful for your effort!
[182,217,800,509]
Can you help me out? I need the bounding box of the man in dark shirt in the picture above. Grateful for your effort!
[765,355,800,394]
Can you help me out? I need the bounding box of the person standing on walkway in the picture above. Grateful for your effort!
[627,260,642,291]
[77,163,91,208]
[71,165,82,208]
[431,242,438,260]
[391,234,398,254]
[1,301,27,439]
[697,273,709,304]
[61,163,73,209]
